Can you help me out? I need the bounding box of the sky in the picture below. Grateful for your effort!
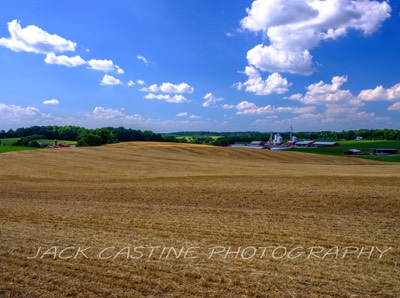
[0,0,399,132]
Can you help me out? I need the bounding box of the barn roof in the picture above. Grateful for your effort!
[344,149,361,153]
[313,142,338,145]
[296,141,314,145]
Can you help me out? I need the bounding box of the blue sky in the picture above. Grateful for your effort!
[0,0,399,132]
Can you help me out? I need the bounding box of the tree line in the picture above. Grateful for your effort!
[1,126,399,147]
[0,126,179,147]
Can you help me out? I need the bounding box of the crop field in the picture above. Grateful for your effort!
[1,142,399,297]
[293,140,400,162]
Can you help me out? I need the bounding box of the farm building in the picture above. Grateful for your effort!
[295,141,314,147]
[247,141,268,149]
[343,149,363,155]
[373,148,398,155]
[249,141,266,146]
[313,142,340,147]
[229,142,268,149]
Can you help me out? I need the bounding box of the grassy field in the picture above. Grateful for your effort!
[293,140,400,162]
[0,142,399,297]
[0,138,76,154]
[0,138,38,154]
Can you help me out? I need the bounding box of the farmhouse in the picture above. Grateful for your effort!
[373,148,398,156]
[313,142,340,147]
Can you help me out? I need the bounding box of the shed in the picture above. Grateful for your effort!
[373,148,398,155]
[249,141,266,146]
[343,149,362,155]
[313,142,340,147]
[296,141,314,147]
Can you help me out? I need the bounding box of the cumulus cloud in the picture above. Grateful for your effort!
[43,99,59,105]
[144,93,190,103]
[247,45,313,75]
[0,103,53,128]
[141,82,194,94]
[241,0,391,74]
[44,53,86,67]
[0,20,128,77]
[0,20,76,54]
[91,107,146,125]
[228,100,316,116]
[100,74,122,85]
[93,107,125,119]
[236,101,258,110]
[388,102,400,111]
[235,66,291,95]
[283,75,400,125]
[136,80,145,85]
[116,66,124,74]
[127,80,135,87]
[203,93,225,107]
[358,83,400,101]
[287,76,360,106]
[87,59,117,72]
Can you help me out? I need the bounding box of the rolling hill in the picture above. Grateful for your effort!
[1,142,399,297]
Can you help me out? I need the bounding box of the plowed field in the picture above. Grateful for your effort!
[1,142,399,297]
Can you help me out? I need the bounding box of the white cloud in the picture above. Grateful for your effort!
[0,103,43,117]
[236,101,258,110]
[136,55,149,65]
[231,100,315,116]
[141,82,194,94]
[247,45,313,75]
[203,93,225,107]
[127,80,135,87]
[282,75,400,126]
[43,99,59,105]
[0,20,76,54]
[87,59,117,72]
[235,66,291,95]
[288,76,359,105]
[176,112,201,119]
[0,103,54,128]
[137,80,145,85]
[241,0,391,74]
[92,107,125,119]
[91,107,146,125]
[358,83,400,101]
[144,93,190,103]
[236,104,274,115]
[189,115,201,119]
[388,102,400,111]
[44,53,86,67]
[222,104,236,109]
[116,66,124,74]
[100,74,122,85]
